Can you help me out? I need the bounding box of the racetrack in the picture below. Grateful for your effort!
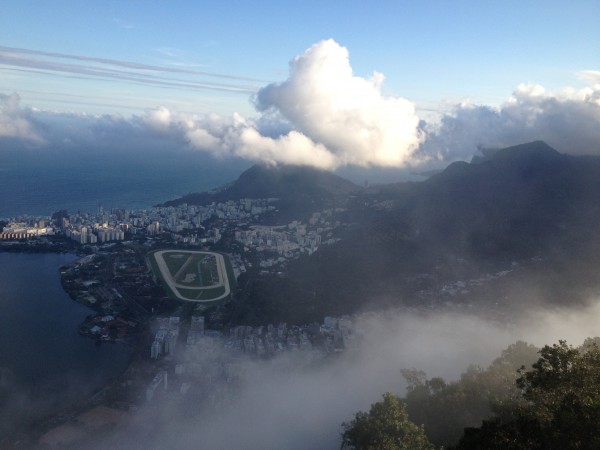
[153,250,231,302]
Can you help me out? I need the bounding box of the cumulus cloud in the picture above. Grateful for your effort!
[138,42,600,171]
[144,106,175,134]
[255,39,425,167]
[140,109,336,167]
[136,40,425,169]
[422,79,600,162]
[0,93,43,143]
[3,40,600,172]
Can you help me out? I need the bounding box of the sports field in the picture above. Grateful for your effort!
[152,250,232,302]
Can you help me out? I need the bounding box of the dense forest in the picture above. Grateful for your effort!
[341,338,600,449]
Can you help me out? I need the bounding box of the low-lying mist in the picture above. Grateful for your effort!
[84,299,600,450]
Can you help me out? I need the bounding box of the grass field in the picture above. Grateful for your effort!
[152,250,232,303]
[176,285,226,300]
[163,251,188,275]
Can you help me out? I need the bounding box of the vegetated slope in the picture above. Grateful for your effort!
[343,338,600,450]
[230,141,600,325]
[412,140,600,259]
[163,163,361,222]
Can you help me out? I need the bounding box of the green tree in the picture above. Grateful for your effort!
[400,342,538,447]
[341,392,435,450]
[455,340,600,449]
[517,340,600,449]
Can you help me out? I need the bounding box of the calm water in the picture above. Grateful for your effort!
[0,149,250,218]
[0,252,132,434]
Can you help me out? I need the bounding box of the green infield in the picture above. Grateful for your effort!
[152,250,232,303]
[163,251,189,274]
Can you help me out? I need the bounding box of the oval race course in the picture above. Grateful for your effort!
[153,250,231,302]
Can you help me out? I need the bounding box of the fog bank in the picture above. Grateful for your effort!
[84,300,600,450]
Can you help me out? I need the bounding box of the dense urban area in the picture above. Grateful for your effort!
[0,196,366,445]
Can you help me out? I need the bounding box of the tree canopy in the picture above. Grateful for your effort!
[341,392,434,450]
[400,341,539,447]
[341,339,600,449]
[456,340,600,449]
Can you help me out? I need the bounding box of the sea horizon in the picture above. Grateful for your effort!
[0,145,251,219]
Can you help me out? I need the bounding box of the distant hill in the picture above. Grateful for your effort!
[411,140,600,258]
[224,163,360,198]
[228,141,600,324]
[162,163,361,222]
[357,141,600,259]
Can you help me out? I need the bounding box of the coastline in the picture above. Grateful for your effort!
[0,251,139,448]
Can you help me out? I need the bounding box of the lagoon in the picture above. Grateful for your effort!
[0,252,132,437]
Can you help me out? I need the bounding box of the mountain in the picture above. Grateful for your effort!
[163,163,361,222]
[358,141,600,259]
[228,141,600,325]
[221,163,360,198]
[410,141,600,258]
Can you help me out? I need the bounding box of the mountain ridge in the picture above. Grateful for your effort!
[161,162,362,223]
[227,141,600,324]
[163,163,360,204]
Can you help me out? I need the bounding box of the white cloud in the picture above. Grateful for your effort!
[422,80,600,162]
[142,109,338,168]
[0,93,43,143]
[255,39,425,167]
[578,70,600,85]
[139,40,425,169]
[144,106,174,133]
[233,127,337,168]
[3,41,600,173]
[140,42,600,171]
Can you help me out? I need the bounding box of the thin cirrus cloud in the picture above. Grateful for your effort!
[143,39,426,169]
[0,46,265,94]
[1,40,600,171]
[579,70,600,84]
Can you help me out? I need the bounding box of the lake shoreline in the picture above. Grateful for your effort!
[0,252,136,447]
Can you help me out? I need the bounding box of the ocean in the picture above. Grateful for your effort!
[0,147,250,218]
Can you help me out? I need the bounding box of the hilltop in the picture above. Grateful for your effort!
[162,163,361,223]
[225,141,600,324]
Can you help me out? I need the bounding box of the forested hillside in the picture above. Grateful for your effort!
[341,338,600,449]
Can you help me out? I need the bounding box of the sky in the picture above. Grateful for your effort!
[1,1,600,172]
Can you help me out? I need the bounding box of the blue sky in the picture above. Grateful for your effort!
[1,1,600,170]
[2,1,598,115]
